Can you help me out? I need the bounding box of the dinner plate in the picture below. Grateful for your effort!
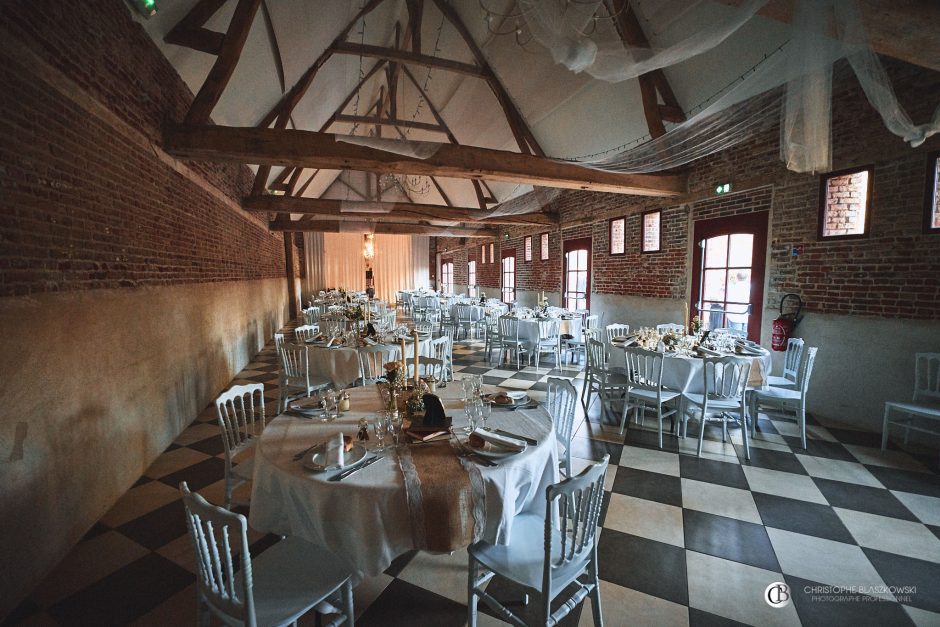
[483,392,531,407]
[302,443,367,472]
[462,435,525,459]
[289,398,323,415]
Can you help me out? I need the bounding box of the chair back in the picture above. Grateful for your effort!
[544,456,609,585]
[215,384,265,460]
[180,482,255,625]
[546,377,578,447]
[538,318,560,342]
[414,322,434,335]
[294,324,319,343]
[657,323,685,334]
[702,356,751,401]
[796,346,818,397]
[322,318,345,336]
[623,347,665,394]
[440,324,458,345]
[914,352,940,404]
[605,324,630,344]
[498,316,519,342]
[274,332,286,360]
[456,304,473,324]
[359,345,397,384]
[281,342,310,381]
[586,338,607,378]
[584,315,599,332]
[713,327,745,337]
[782,337,805,382]
[414,356,445,381]
[302,308,321,326]
[430,335,451,364]
[381,311,397,328]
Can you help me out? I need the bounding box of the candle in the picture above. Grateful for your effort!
[400,338,407,374]
[684,302,690,333]
[412,329,420,385]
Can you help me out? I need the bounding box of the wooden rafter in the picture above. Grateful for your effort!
[607,0,685,138]
[270,217,499,238]
[164,0,227,55]
[334,114,446,134]
[244,196,557,225]
[429,0,544,157]
[165,124,687,196]
[330,41,486,78]
[184,0,261,125]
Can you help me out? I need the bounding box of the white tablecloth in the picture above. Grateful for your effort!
[307,338,432,388]
[249,384,558,576]
[609,345,772,393]
[518,317,582,354]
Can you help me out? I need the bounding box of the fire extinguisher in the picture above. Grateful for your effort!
[772,293,803,351]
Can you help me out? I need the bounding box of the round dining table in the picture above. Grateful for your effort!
[517,315,582,354]
[608,342,772,392]
[306,335,433,388]
[249,384,558,576]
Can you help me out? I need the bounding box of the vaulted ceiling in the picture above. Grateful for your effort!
[134,0,939,235]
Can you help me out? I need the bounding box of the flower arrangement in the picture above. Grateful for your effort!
[344,304,365,321]
[689,315,703,335]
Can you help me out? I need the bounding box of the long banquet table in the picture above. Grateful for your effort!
[249,384,558,576]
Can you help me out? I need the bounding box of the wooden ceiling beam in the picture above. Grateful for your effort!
[165,124,686,196]
[607,0,686,139]
[164,0,227,55]
[184,0,261,125]
[333,114,447,134]
[244,196,557,225]
[717,0,940,73]
[269,217,498,237]
[330,41,487,78]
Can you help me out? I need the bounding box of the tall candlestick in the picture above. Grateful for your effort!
[400,338,407,375]
[684,302,690,333]
[412,329,420,386]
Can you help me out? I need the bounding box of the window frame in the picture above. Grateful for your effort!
[609,217,626,256]
[501,248,516,304]
[481,244,486,263]
[924,151,940,234]
[524,235,533,262]
[440,257,454,294]
[489,243,495,264]
[540,232,550,260]
[817,165,874,241]
[468,260,477,296]
[641,209,662,254]
[563,238,592,312]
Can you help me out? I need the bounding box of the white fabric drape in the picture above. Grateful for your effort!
[303,233,430,303]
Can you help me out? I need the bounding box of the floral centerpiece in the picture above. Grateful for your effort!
[344,304,365,321]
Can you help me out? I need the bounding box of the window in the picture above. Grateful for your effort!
[819,166,872,239]
[925,152,940,233]
[501,249,516,303]
[642,210,661,253]
[524,236,533,261]
[468,260,477,296]
[440,258,454,294]
[489,243,495,264]
[481,244,486,263]
[540,233,549,260]
[563,238,591,311]
[609,217,625,255]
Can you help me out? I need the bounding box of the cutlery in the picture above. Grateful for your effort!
[506,402,538,411]
[448,431,497,467]
[328,455,384,481]
[293,441,323,461]
[484,427,537,446]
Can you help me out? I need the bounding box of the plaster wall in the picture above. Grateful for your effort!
[0,278,287,617]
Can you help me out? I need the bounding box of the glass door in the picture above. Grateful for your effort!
[440,259,454,294]
[690,212,768,342]
[563,237,591,311]
[501,249,516,303]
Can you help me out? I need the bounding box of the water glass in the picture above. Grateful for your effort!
[372,413,389,451]
[463,399,481,434]
[461,377,474,402]
[479,399,491,429]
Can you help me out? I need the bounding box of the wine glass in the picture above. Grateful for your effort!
[479,398,491,429]
[372,413,389,452]
[463,399,480,434]
[323,390,338,422]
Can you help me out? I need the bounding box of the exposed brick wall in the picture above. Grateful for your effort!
[0,0,291,297]
[821,170,869,237]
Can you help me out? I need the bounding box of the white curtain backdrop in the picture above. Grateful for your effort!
[303,233,430,303]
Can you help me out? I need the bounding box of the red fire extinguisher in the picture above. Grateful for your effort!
[772,294,803,351]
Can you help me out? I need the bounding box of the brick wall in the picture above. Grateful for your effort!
[0,0,292,297]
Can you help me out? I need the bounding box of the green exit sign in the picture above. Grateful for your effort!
[714,182,732,195]
[129,0,157,18]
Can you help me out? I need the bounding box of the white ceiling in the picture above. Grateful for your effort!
[135,0,791,208]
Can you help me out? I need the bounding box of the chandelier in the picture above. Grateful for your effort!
[379,172,432,196]
[363,233,375,261]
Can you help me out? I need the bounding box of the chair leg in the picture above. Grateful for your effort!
[697,412,706,457]
[590,563,604,627]
[657,404,664,449]
[740,406,750,460]
[467,557,479,627]
[798,405,807,449]
[881,407,891,451]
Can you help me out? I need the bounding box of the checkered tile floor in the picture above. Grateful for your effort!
[8,323,940,626]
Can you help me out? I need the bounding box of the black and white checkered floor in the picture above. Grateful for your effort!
[8,323,940,626]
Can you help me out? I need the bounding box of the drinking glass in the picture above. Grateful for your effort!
[463,399,481,434]
[474,375,485,398]
[388,411,404,446]
[460,377,474,402]
[479,399,491,429]
[324,390,338,422]
[372,413,389,452]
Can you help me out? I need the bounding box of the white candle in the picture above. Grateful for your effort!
[412,329,420,385]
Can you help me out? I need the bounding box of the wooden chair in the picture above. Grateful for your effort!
[683,356,752,460]
[766,337,804,389]
[279,343,332,413]
[750,347,818,449]
[294,324,319,343]
[620,347,681,449]
[179,482,354,627]
[359,345,398,385]
[881,352,940,455]
[215,383,266,509]
[546,377,578,477]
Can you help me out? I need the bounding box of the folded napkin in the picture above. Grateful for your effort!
[324,433,346,467]
[470,428,526,452]
[326,337,336,347]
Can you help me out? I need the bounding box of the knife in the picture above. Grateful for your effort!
[485,427,537,446]
[328,455,384,481]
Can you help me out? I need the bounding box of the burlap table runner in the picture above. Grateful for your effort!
[396,440,485,552]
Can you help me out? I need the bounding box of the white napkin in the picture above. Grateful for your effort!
[471,429,526,452]
[325,433,346,467]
